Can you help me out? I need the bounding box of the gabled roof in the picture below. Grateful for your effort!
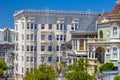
[97,2,120,25]
[111,3,120,15]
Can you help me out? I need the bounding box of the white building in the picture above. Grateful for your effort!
[13,10,100,79]
[0,28,15,44]
[0,28,15,78]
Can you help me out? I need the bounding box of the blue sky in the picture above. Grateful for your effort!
[0,0,116,28]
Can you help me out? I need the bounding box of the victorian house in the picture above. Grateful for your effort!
[70,0,120,75]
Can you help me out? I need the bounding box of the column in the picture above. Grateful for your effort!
[77,39,79,50]
[90,52,92,58]
[93,51,95,58]
[88,51,89,58]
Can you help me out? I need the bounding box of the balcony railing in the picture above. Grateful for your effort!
[87,38,106,43]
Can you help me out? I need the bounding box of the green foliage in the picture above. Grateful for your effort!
[99,62,117,72]
[65,59,93,80]
[0,59,7,77]
[24,63,58,80]
[114,75,120,80]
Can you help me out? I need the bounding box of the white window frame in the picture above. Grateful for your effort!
[111,47,119,60]
[111,23,119,38]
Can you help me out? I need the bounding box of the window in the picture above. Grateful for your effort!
[56,46,59,51]
[15,24,18,31]
[22,45,24,51]
[64,35,66,42]
[56,24,59,30]
[21,22,24,29]
[60,24,63,30]
[48,46,52,51]
[60,35,63,41]
[112,47,118,59]
[34,35,37,40]
[16,65,18,71]
[41,24,45,29]
[22,56,24,61]
[30,68,33,72]
[113,27,117,37]
[22,34,24,40]
[34,57,36,63]
[80,39,84,50]
[16,54,18,60]
[75,24,78,30]
[34,24,37,29]
[41,35,45,40]
[31,46,33,51]
[71,24,74,30]
[41,57,44,62]
[48,57,52,62]
[27,46,29,51]
[27,23,29,29]
[41,46,45,51]
[48,35,52,40]
[48,24,52,29]
[16,35,18,41]
[99,30,103,38]
[26,68,29,72]
[64,24,67,30]
[34,46,37,51]
[22,67,24,73]
[56,35,59,40]
[30,57,33,62]
[31,23,33,29]
[27,34,29,40]
[31,34,33,40]
[26,57,29,62]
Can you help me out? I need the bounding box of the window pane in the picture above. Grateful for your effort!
[34,24,37,29]
[41,24,45,29]
[27,23,29,29]
[48,57,52,62]
[31,23,33,29]
[48,24,52,29]
[48,46,52,51]
[31,46,33,51]
[48,35,52,40]
[41,46,45,51]
[56,24,59,30]
[41,35,45,40]
[27,46,29,51]
[80,39,84,50]
[56,35,59,40]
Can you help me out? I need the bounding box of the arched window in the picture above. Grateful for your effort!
[99,30,103,38]
[112,47,118,59]
[113,27,117,37]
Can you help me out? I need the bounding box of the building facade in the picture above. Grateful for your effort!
[0,28,15,44]
[0,28,15,78]
[69,0,120,77]
[13,10,100,79]
[88,0,120,67]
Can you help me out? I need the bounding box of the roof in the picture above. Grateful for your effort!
[111,3,120,15]
[97,2,120,24]
[71,14,100,32]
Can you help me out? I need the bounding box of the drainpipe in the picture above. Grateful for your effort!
[118,61,120,75]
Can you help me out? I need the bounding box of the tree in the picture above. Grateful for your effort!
[99,62,117,72]
[0,59,7,77]
[24,63,58,80]
[65,59,93,80]
[114,75,120,80]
